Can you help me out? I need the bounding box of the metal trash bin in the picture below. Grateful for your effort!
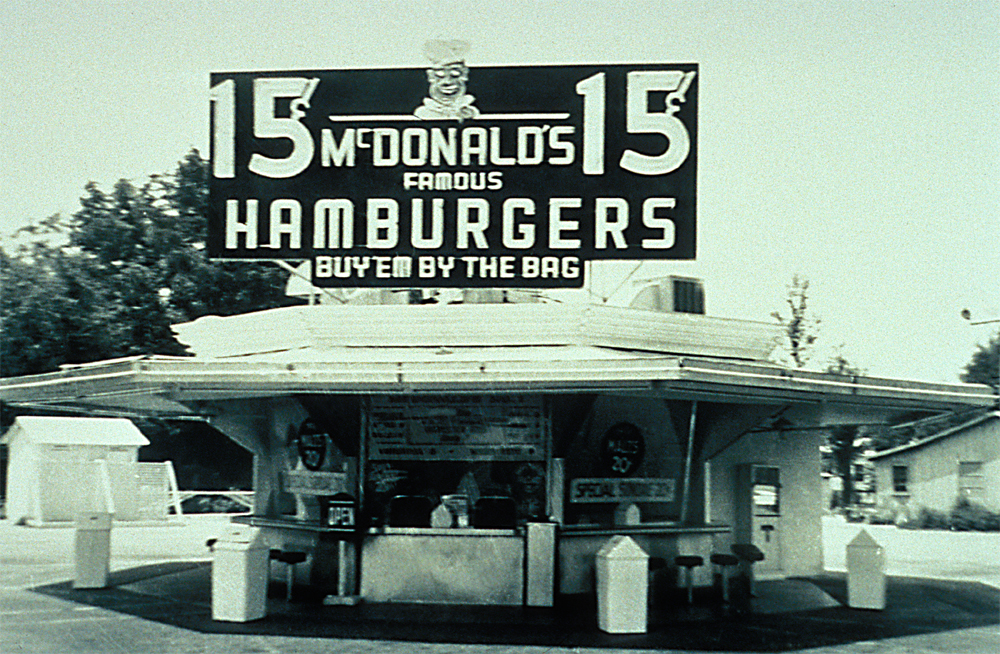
[211,525,269,622]
[596,535,649,634]
[846,529,885,610]
[74,512,112,589]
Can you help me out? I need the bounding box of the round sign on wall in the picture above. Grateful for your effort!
[600,422,645,477]
[296,419,328,471]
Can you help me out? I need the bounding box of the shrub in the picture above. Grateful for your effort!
[949,496,1000,532]
[843,506,870,522]
[892,502,923,528]
[866,506,896,525]
[915,506,950,530]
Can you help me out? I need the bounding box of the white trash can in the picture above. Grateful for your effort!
[211,525,269,622]
[596,535,649,634]
[74,512,112,589]
[846,528,885,610]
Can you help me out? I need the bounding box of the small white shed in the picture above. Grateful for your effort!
[2,417,149,525]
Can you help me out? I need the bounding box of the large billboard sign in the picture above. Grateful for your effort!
[209,47,697,287]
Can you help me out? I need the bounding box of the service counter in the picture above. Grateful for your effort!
[234,514,730,603]
[361,526,526,604]
[233,515,358,535]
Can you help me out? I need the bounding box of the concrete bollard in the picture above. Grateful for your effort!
[846,529,885,610]
[596,535,649,634]
[73,512,112,589]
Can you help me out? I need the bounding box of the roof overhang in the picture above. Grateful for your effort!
[3,304,994,423]
[1,349,994,421]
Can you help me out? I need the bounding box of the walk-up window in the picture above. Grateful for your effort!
[363,395,549,528]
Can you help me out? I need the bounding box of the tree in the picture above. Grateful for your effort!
[823,353,866,508]
[1,241,120,375]
[1,150,297,378]
[961,331,999,391]
[772,274,820,368]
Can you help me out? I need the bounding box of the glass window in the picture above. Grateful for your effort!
[892,465,908,493]
[958,461,985,501]
[752,466,780,515]
[364,395,547,528]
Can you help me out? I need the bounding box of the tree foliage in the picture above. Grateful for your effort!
[961,331,999,391]
[1,150,296,378]
[771,274,820,368]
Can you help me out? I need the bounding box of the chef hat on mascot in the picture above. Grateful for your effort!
[423,40,470,67]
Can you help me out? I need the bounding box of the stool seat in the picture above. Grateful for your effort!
[270,550,307,565]
[731,544,764,562]
[710,553,739,567]
[675,555,704,568]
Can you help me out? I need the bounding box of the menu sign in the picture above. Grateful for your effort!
[367,395,546,460]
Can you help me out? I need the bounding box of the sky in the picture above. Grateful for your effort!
[1,0,997,385]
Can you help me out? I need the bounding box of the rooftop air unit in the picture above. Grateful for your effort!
[628,276,705,315]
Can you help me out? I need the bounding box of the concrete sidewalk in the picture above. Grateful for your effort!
[822,514,1000,588]
[2,515,998,654]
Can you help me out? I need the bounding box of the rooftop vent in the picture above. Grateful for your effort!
[628,276,705,315]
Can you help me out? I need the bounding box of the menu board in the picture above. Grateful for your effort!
[368,395,546,460]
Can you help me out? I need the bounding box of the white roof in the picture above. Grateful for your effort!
[868,411,999,460]
[2,416,149,446]
[0,304,994,419]
[170,303,783,361]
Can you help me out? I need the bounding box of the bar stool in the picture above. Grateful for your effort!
[270,549,307,602]
[731,543,765,598]
[674,555,704,606]
[710,553,740,603]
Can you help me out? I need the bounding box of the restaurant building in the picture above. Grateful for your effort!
[3,54,994,613]
[1,298,993,606]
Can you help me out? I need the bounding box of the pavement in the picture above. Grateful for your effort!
[1,515,998,654]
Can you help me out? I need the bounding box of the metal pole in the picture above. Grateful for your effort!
[679,400,697,524]
[274,260,346,304]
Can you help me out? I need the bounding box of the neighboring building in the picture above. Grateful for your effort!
[870,410,1000,514]
[2,417,150,524]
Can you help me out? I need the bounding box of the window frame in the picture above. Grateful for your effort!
[891,464,909,494]
[957,460,985,501]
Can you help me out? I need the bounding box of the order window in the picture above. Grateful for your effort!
[363,395,548,528]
